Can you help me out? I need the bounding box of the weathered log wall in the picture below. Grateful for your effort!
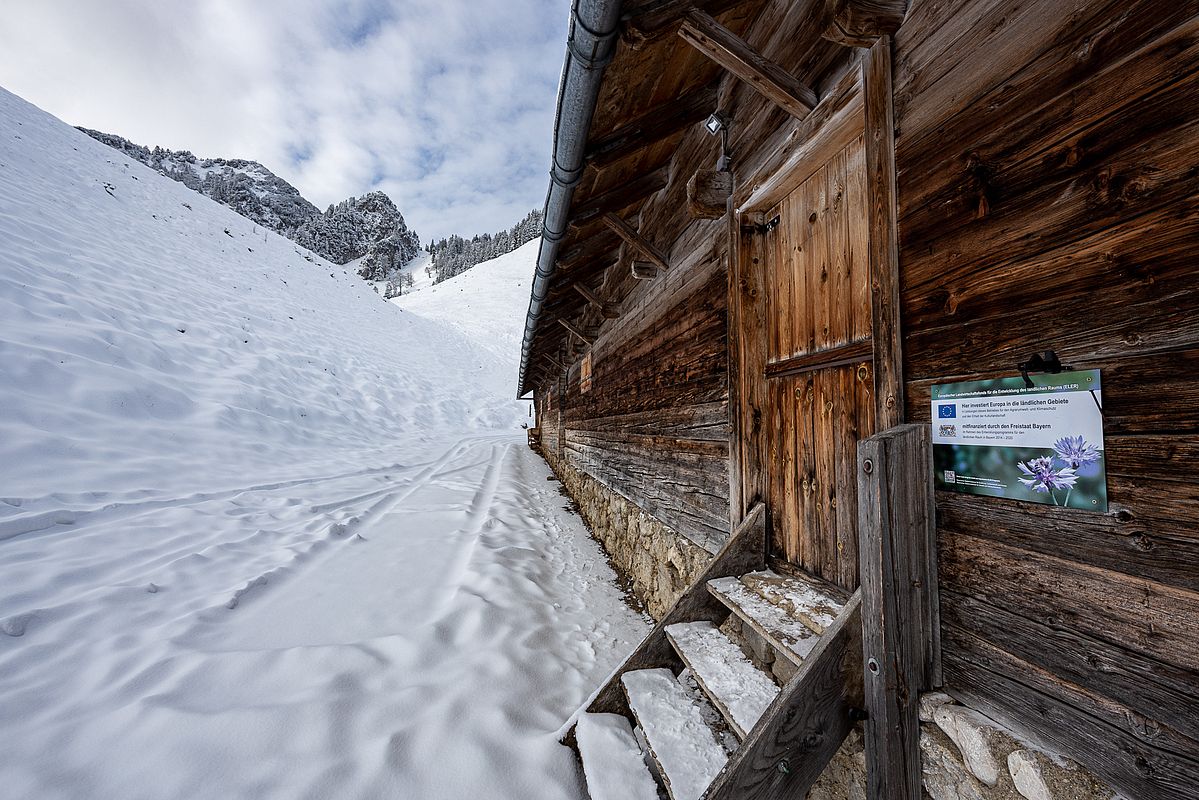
[560,230,732,555]
[893,1,1199,797]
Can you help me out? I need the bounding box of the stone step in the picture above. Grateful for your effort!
[707,569,845,666]
[664,621,780,739]
[575,712,661,800]
[622,668,734,800]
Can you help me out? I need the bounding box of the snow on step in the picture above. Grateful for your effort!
[740,570,844,632]
[708,574,825,665]
[575,713,660,800]
[665,621,780,739]
[622,668,731,800]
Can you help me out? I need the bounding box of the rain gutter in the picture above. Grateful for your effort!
[517,0,622,397]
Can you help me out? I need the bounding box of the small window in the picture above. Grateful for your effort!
[580,351,593,395]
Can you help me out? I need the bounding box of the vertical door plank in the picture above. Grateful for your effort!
[813,367,839,582]
[793,180,815,357]
[834,364,860,589]
[767,378,787,558]
[810,164,832,354]
[845,134,871,344]
[826,147,852,349]
[776,197,795,360]
[796,372,818,572]
[764,214,781,360]
[781,375,801,564]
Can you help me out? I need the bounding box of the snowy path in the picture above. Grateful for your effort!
[0,434,649,799]
[0,86,650,798]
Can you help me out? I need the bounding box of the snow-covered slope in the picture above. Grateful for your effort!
[0,88,647,799]
[1,92,524,505]
[394,238,537,369]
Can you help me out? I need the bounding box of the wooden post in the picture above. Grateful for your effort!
[857,423,939,800]
[863,37,904,430]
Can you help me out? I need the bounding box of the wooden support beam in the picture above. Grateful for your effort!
[687,169,732,219]
[857,424,939,800]
[602,213,670,271]
[543,353,567,372]
[557,317,594,346]
[571,166,670,227]
[705,593,863,800]
[678,9,817,120]
[570,282,620,318]
[823,0,907,47]
[621,0,746,46]
[585,83,717,168]
[863,37,904,429]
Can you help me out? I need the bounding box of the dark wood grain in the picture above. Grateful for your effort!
[944,625,1199,800]
[862,36,903,431]
[858,424,937,800]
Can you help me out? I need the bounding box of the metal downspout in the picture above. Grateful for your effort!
[516,0,621,397]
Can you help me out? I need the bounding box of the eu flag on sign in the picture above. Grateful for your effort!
[938,404,956,419]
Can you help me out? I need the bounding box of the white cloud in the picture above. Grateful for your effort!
[0,0,569,239]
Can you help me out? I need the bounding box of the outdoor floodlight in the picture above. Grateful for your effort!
[705,111,729,135]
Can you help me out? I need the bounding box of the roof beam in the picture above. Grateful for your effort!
[824,0,907,47]
[558,317,595,346]
[571,282,621,318]
[602,213,670,271]
[622,0,745,46]
[678,9,817,119]
[585,83,717,168]
[571,165,670,227]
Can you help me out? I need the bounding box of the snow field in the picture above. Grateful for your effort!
[0,86,649,799]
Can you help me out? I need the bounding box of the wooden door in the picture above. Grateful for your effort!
[761,133,874,589]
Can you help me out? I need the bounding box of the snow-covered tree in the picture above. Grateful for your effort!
[427,209,543,284]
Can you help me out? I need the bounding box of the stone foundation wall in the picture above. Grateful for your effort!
[540,448,711,619]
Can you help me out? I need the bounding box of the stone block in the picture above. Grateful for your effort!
[919,691,955,723]
[1008,749,1116,800]
[740,620,774,665]
[934,704,1021,787]
[772,655,798,684]
[921,728,987,800]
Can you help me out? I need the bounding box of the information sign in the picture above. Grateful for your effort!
[931,369,1106,510]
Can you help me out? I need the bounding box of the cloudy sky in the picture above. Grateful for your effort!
[0,0,569,240]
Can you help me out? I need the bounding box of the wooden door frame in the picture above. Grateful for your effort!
[727,39,904,530]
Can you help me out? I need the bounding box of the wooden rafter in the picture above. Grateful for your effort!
[602,213,670,271]
[585,83,718,168]
[571,282,620,318]
[824,0,907,47]
[678,9,817,119]
[621,0,745,46]
[571,166,670,227]
[557,317,594,346]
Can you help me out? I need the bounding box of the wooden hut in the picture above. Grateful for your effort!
[518,1,1198,798]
